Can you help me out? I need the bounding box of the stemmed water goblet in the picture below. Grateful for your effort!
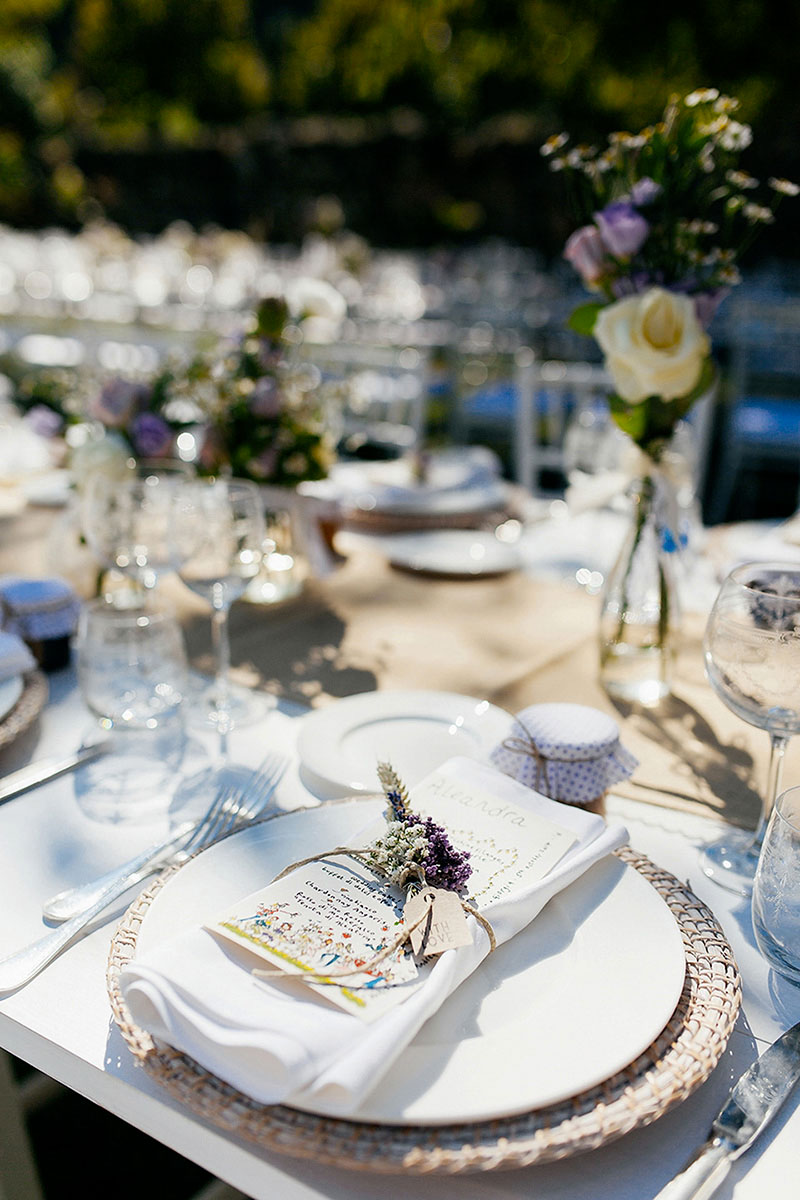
[81,459,195,597]
[702,561,800,895]
[173,477,265,734]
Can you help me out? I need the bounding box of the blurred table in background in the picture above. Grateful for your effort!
[1,499,790,836]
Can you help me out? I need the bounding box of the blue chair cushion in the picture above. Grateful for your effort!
[730,397,800,443]
[461,380,517,419]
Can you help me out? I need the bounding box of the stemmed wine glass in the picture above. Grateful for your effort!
[702,560,800,895]
[81,460,195,596]
[173,477,265,733]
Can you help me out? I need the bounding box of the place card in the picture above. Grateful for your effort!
[208,763,577,1021]
[408,767,578,905]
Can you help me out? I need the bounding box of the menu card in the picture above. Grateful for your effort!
[208,764,577,1022]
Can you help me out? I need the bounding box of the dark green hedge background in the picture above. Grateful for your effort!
[2,1,798,256]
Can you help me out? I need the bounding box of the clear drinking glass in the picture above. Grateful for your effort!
[81,460,194,594]
[752,784,800,986]
[174,477,265,732]
[77,598,188,729]
[243,504,305,605]
[702,561,800,894]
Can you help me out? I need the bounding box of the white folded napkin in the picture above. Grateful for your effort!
[0,418,53,482]
[0,631,36,681]
[120,757,628,1115]
[301,449,505,514]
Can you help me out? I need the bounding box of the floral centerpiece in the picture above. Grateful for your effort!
[12,291,340,491]
[167,295,337,487]
[544,87,798,703]
[10,290,342,599]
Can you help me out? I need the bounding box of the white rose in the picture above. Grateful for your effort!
[594,287,710,402]
[283,276,347,345]
[68,432,131,492]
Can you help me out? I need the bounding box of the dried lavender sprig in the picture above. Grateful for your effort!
[377,760,411,820]
[420,817,472,891]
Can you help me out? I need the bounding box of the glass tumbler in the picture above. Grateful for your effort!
[77,599,188,729]
[752,784,800,986]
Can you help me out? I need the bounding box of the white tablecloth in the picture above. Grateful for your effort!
[1,667,799,1199]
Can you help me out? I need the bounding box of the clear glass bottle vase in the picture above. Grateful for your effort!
[599,470,681,705]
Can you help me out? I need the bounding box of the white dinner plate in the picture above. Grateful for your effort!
[0,676,23,722]
[371,529,521,577]
[295,689,513,795]
[133,798,687,1125]
[366,480,510,516]
[21,469,72,507]
[314,455,509,516]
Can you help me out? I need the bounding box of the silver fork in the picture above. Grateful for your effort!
[0,754,287,996]
[43,753,286,922]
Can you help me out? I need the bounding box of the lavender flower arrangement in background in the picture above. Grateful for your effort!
[189,295,335,487]
[10,293,338,489]
[545,87,798,459]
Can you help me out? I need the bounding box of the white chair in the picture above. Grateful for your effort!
[514,358,612,496]
[300,341,429,459]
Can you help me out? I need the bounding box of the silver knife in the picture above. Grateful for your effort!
[654,1019,800,1200]
[0,741,110,805]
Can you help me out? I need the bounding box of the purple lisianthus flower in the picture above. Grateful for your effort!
[90,378,147,428]
[630,177,662,207]
[595,201,649,259]
[563,224,607,286]
[249,376,282,418]
[130,412,173,458]
[24,404,64,439]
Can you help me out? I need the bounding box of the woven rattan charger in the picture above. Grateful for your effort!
[108,827,741,1176]
[0,670,48,750]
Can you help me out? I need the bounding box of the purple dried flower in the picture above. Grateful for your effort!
[130,412,173,458]
[418,816,472,892]
[595,201,649,258]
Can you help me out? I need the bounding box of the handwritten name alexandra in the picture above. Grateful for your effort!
[422,776,529,826]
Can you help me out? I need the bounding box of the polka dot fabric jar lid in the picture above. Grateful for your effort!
[0,576,81,672]
[0,577,81,641]
[489,702,638,807]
